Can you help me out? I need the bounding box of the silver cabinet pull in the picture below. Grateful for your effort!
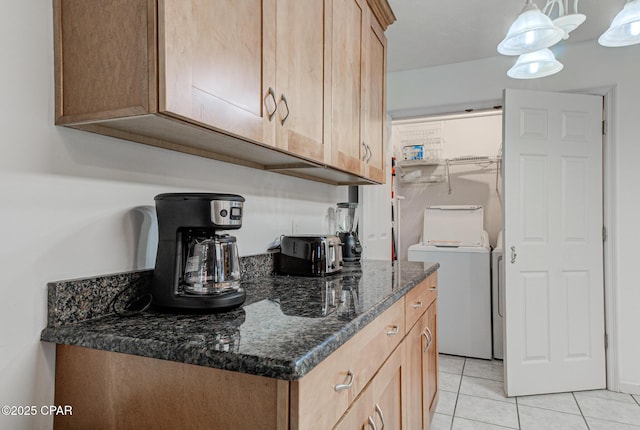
[375,403,385,430]
[264,87,277,121]
[367,416,378,430]
[510,246,517,264]
[361,142,367,161]
[366,144,372,163]
[334,370,354,391]
[423,328,433,352]
[429,287,437,291]
[386,325,399,336]
[279,94,290,125]
[411,301,423,309]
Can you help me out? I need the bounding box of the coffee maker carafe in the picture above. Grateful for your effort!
[152,193,246,311]
[336,202,362,263]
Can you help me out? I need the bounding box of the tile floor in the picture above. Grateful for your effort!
[432,354,640,430]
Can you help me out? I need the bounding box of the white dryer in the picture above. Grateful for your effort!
[491,231,505,359]
[408,206,492,359]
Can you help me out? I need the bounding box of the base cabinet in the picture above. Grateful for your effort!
[333,343,405,430]
[52,272,438,430]
[406,295,439,429]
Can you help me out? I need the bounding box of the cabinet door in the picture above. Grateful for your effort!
[334,344,406,430]
[159,0,276,146]
[330,0,365,175]
[361,10,387,183]
[275,0,328,163]
[405,300,439,430]
[405,315,426,430]
[373,344,404,430]
[425,301,439,420]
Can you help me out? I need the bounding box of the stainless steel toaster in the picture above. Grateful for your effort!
[279,235,343,276]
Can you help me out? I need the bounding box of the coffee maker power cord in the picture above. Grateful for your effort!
[107,284,153,317]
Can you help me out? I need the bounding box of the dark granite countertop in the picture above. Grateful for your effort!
[41,260,438,381]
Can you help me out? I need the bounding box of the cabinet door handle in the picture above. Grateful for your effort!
[375,403,385,430]
[334,370,354,391]
[411,301,423,309]
[264,87,277,121]
[366,144,372,163]
[510,246,517,264]
[367,416,378,430]
[424,327,433,352]
[361,142,367,161]
[279,94,290,126]
[429,287,437,292]
[386,325,399,336]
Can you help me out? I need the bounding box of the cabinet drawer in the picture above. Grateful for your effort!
[405,272,438,331]
[291,298,405,430]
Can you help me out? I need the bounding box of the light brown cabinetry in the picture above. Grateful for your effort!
[54,0,394,185]
[330,0,388,183]
[290,299,405,430]
[159,0,276,148]
[405,278,439,429]
[333,343,405,430]
[52,271,437,430]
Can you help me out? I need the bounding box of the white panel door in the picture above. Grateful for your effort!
[503,89,605,397]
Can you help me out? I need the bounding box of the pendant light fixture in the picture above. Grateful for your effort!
[507,48,564,79]
[599,0,640,47]
[544,0,586,40]
[498,0,565,55]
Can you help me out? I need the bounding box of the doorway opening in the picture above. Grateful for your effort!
[389,86,617,394]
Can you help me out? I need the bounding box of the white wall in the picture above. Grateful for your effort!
[0,2,345,429]
[388,40,640,394]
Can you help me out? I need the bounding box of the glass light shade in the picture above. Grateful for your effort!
[599,0,640,47]
[553,13,586,39]
[507,49,564,79]
[498,3,565,55]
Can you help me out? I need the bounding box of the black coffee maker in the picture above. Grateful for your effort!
[152,193,246,311]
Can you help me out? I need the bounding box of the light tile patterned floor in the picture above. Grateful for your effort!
[432,354,640,430]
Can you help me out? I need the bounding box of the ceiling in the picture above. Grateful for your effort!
[386,0,627,72]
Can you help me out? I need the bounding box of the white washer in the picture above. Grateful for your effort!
[491,231,505,359]
[408,206,492,359]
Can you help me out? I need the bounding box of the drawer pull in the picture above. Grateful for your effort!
[429,287,437,291]
[375,403,385,430]
[411,301,423,308]
[386,325,399,336]
[367,416,378,430]
[334,370,354,391]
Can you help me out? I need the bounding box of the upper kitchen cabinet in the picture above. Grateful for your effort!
[361,12,388,183]
[159,0,277,149]
[54,0,394,185]
[161,0,327,164]
[330,0,391,183]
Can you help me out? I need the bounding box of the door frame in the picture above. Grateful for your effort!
[388,85,619,392]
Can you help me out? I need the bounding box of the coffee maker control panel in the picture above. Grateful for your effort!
[211,200,243,227]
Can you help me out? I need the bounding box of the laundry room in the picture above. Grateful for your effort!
[391,111,504,360]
